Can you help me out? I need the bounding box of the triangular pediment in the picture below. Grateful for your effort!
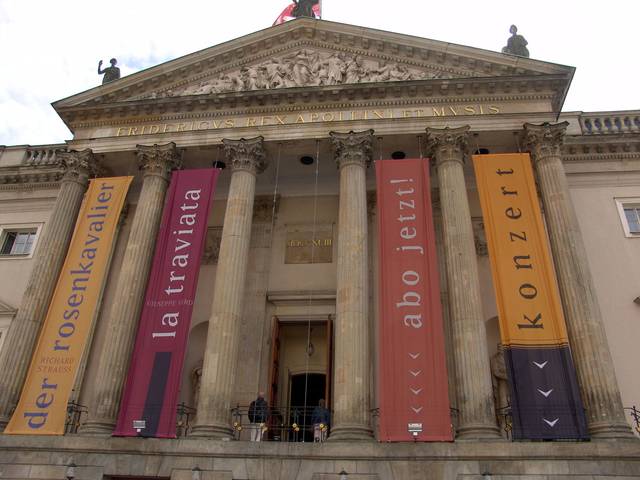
[54,18,574,114]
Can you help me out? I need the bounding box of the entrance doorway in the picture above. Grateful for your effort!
[289,373,326,442]
[267,316,333,441]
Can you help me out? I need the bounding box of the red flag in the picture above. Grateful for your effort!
[273,1,321,26]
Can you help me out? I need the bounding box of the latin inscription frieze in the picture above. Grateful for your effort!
[110,104,504,138]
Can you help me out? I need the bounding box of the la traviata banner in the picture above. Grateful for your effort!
[6,177,132,435]
[114,168,219,438]
[376,159,452,441]
[473,153,588,440]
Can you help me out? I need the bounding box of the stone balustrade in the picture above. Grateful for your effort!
[580,111,640,135]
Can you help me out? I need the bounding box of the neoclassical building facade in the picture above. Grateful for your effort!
[0,18,639,480]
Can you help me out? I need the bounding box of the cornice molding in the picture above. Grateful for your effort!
[0,166,63,189]
[65,87,557,130]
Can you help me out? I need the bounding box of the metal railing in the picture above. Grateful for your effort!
[230,405,332,442]
[65,401,88,434]
[624,406,640,436]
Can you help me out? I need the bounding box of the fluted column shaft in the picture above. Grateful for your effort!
[0,150,100,429]
[426,126,500,440]
[80,143,181,434]
[191,137,267,438]
[329,130,374,441]
[524,122,633,439]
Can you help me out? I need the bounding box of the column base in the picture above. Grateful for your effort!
[190,422,234,440]
[589,420,636,440]
[327,424,374,442]
[78,420,115,436]
[455,422,502,441]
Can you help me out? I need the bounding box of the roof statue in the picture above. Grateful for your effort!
[291,0,319,18]
[501,25,530,58]
[98,58,121,84]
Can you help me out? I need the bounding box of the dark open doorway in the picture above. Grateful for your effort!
[289,372,326,442]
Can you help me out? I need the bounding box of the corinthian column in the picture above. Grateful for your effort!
[191,137,267,438]
[328,129,374,441]
[524,122,633,439]
[426,126,500,440]
[80,143,181,434]
[0,150,100,430]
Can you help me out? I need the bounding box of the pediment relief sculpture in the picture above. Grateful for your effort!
[146,49,448,99]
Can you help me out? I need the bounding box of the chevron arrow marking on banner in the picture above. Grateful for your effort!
[411,407,423,414]
[543,418,559,427]
[410,388,423,395]
[537,388,553,398]
[533,361,548,369]
[409,352,421,360]
[409,370,422,377]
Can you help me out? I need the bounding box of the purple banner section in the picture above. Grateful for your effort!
[114,168,219,438]
[505,345,589,440]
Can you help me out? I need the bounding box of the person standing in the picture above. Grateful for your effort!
[311,398,330,442]
[248,392,269,442]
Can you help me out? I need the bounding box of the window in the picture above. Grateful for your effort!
[615,198,640,238]
[624,207,640,234]
[0,225,41,258]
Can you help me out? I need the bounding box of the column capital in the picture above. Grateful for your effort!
[330,129,374,169]
[523,122,569,163]
[223,136,267,175]
[136,142,182,180]
[57,149,102,186]
[425,126,470,166]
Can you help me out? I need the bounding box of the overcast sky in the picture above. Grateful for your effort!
[1,0,638,146]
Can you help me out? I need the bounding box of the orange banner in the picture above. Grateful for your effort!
[6,176,131,435]
[472,153,567,347]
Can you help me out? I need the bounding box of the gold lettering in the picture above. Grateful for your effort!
[225,120,235,128]
[338,111,343,121]
[403,110,413,118]
[199,121,209,130]
[163,124,173,133]
[310,113,319,122]
[116,127,127,137]
[149,125,160,134]
[128,127,139,136]
[246,117,257,127]
[432,107,445,117]
[372,110,385,119]
[449,106,458,116]
[176,123,186,132]
[464,106,476,114]
[350,111,358,120]
[296,115,305,123]
[140,125,147,135]
[415,109,424,118]
[275,115,287,125]
[479,105,485,115]
[261,116,272,126]
[489,105,500,114]
[322,112,335,122]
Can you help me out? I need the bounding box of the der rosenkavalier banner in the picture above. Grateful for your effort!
[6,177,132,435]
[473,153,588,440]
[376,158,452,441]
[114,168,219,438]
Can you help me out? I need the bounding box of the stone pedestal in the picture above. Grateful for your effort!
[426,126,500,440]
[0,149,100,430]
[191,137,267,439]
[524,122,634,439]
[80,143,181,434]
[328,130,374,441]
